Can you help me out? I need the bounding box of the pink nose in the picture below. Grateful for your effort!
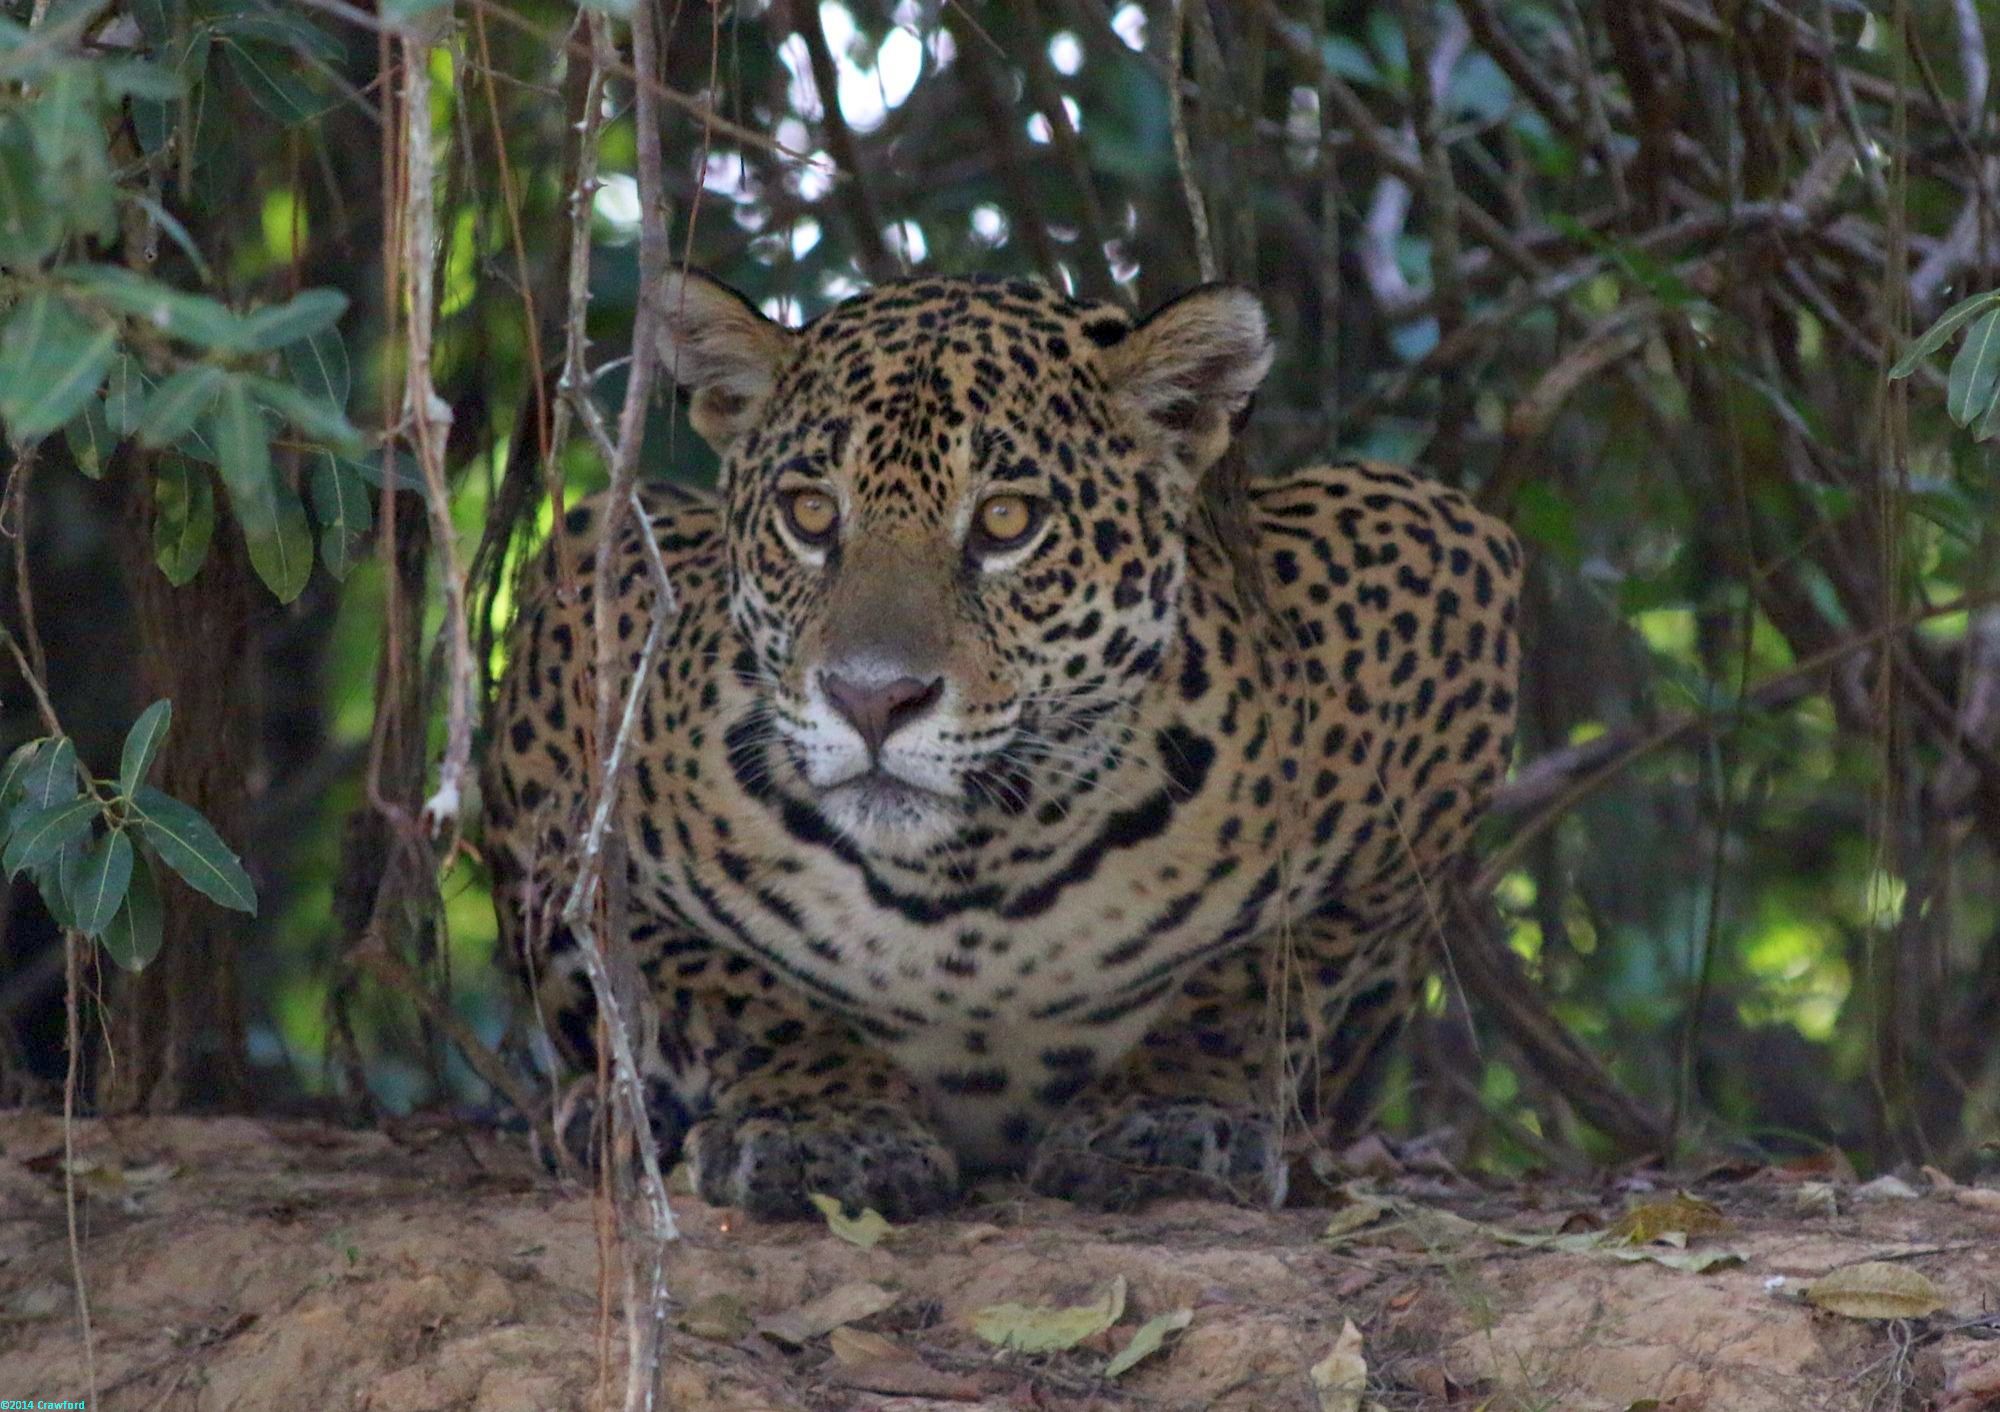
[821,671,944,756]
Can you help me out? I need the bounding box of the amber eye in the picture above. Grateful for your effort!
[973,493,1040,550]
[782,488,840,546]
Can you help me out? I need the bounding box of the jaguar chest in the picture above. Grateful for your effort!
[635,736,1299,1029]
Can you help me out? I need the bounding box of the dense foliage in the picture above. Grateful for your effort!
[2,0,1997,1179]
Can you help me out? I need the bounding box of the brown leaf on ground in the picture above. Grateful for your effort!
[1802,1262,1947,1320]
[828,1326,906,1365]
[756,1279,898,1346]
[822,1357,988,1400]
[1609,1193,1728,1245]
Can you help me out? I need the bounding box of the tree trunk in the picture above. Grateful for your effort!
[102,460,258,1112]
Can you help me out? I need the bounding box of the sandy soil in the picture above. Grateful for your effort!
[0,1113,1996,1411]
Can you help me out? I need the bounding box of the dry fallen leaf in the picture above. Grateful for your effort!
[1802,1262,1946,1320]
[677,1292,753,1342]
[971,1275,1126,1354]
[824,1358,987,1399]
[1854,1174,1920,1201]
[805,1192,894,1250]
[828,1326,906,1366]
[1954,1186,2000,1212]
[1105,1308,1193,1378]
[1608,1193,1727,1245]
[756,1279,899,1346]
[1309,1318,1368,1412]
[1609,1246,1745,1273]
[1321,1192,1391,1243]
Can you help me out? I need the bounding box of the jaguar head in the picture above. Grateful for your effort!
[659,272,1271,851]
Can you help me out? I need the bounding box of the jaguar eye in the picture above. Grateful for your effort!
[782,487,840,546]
[972,493,1041,552]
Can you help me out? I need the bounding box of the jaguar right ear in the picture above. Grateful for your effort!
[657,270,797,452]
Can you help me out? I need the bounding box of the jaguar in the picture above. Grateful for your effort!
[483,270,1522,1218]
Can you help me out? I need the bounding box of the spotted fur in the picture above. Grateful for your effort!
[484,273,1522,1216]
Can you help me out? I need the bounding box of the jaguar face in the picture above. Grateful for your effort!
[658,273,1272,851]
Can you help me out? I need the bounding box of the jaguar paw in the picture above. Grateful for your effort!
[1027,1097,1286,1210]
[686,1103,959,1222]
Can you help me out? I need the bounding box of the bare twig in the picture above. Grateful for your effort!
[1015,0,1125,302]
[789,0,895,280]
[1909,0,1995,308]
[396,14,475,841]
[353,932,551,1144]
[1166,0,1214,282]
[1476,585,2000,896]
[554,5,685,1406]
[947,16,1063,282]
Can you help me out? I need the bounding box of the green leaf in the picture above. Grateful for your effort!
[0,738,49,808]
[308,452,372,579]
[208,378,277,536]
[65,266,248,350]
[153,456,215,586]
[1891,289,2000,379]
[28,63,117,241]
[1513,481,1582,565]
[3,797,98,878]
[132,784,255,914]
[103,353,152,435]
[247,374,364,452]
[1105,1308,1192,1378]
[1946,307,2000,427]
[61,826,131,938]
[972,1277,1127,1354]
[221,38,335,124]
[119,700,173,797]
[138,365,226,448]
[30,853,77,929]
[1978,377,2000,442]
[15,737,79,810]
[0,111,62,268]
[208,10,345,64]
[284,326,350,409]
[805,1192,894,1249]
[241,288,348,352]
[349,451,426,493]
[64,397,117,478]
[100,850,163,970]
[101,59,182,100]
[244,479,315,603]
[0,291,118,439]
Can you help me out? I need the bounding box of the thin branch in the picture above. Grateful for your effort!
[555,6,685,1407]
[1166,0,1214,282]
[1475,585,2000,897]
[947,15,1064,282]
[399,14,475,842]
[790,0,896,280]
[293,0,814,168]
[1015,0,1125,302]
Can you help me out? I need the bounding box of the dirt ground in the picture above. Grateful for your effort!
[0,1113,1996,1412]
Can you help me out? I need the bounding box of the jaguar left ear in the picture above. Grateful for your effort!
[657,269,797,452]
[1103,284,1274,474]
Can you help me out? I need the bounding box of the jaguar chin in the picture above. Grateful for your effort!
[815,768,961,846]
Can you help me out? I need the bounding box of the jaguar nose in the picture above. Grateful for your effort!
[821,670,945,757]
